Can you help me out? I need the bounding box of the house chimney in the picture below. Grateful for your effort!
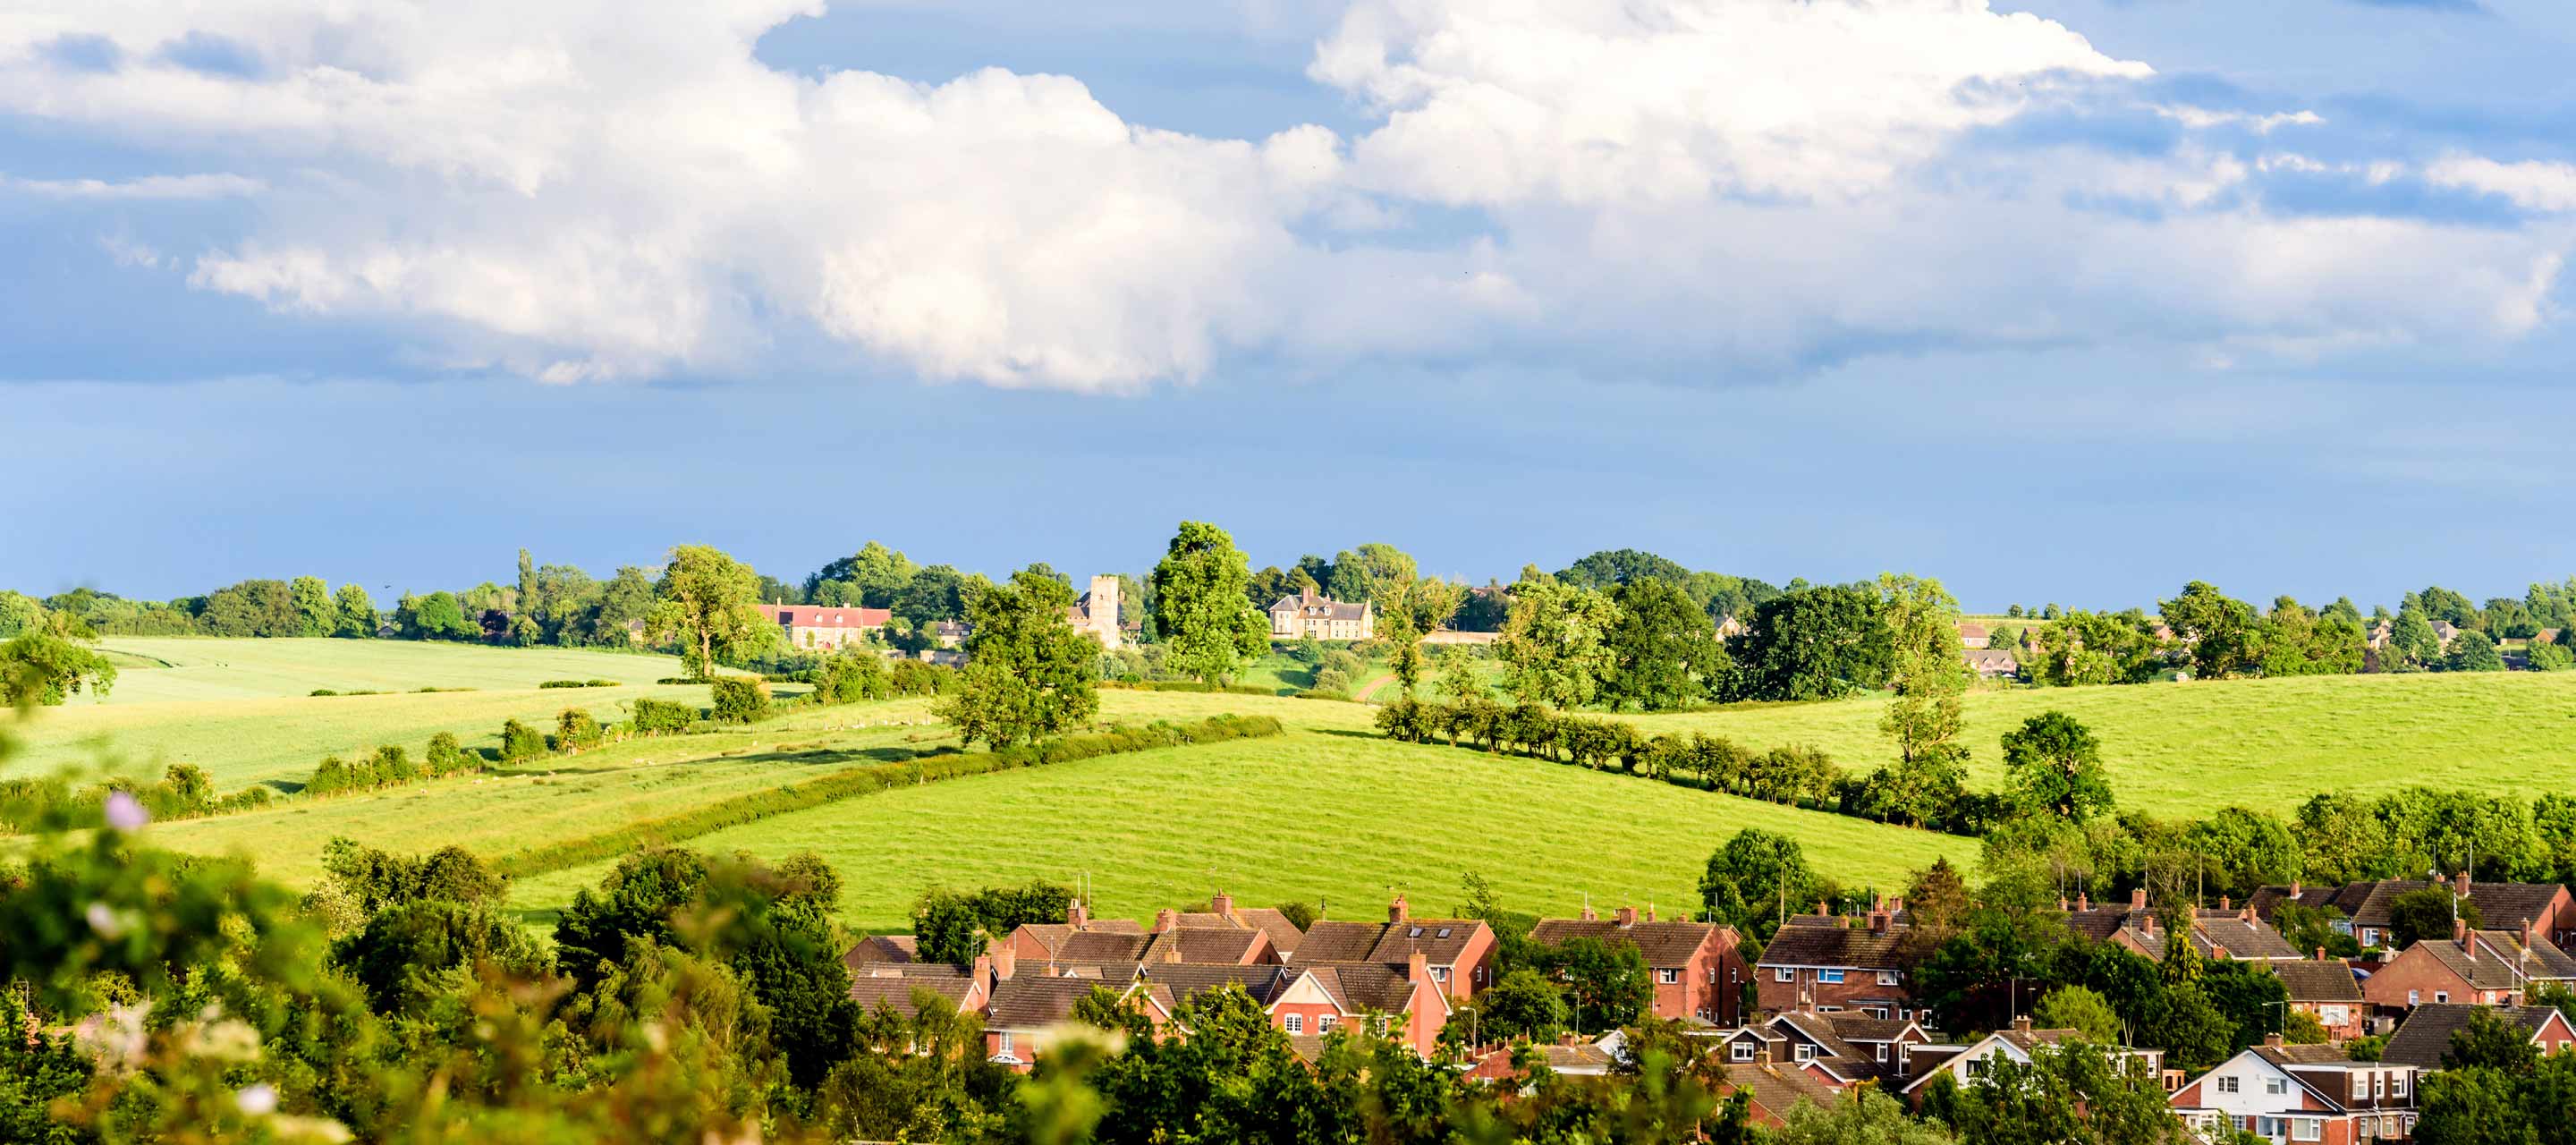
[2455,918,2470,944]
[2012,1014,2032,1032]
[2291,879,2302,897]
[2077,892,2090,912]
[1408,948,1429,991]
[2457,870,2472,897]
[1067,899,1089,929]
[2317,946,2328,962]
[1213,890,1234,920]
[2058,895,2070,912]
[1580,899,1597,921]
[1154,908,1179,934]
[1390,894,1410,924]
[1816,900,1830,917]
[1645,903,1657,922]
[2265,1032,2284,1048]
[2220,896,2232,912]
[991,940,1018,981]
[2131,888,2148,912]
[1615,906,1639,928]
[1162,940,1183,964]
[2141,913,2156,936]
[974,951,993,985]
[1871,909,1891,934]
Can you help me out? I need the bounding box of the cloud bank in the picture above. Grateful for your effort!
[0,0,2567,388]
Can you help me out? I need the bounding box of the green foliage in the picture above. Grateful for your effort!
[811,653,888,705]
[2388,885,2478,947]
[647,544,771,678]
[2445,630,2506,673]
[1726,584,1895,700]
[397,589,479,640]
[1699,828,1812,941]
[1944,1041,2193,1145]
[2271,901,2360,958]
[539,678,621,688]
[499,717,548,762]
[1498,574,1619,708]
[936,566,1102,748]
[1149,521,1270,683]
[0,631,117,706]
[1536,935,1651,1030]
[708,676,771,725]
[1775,1088,1956,1145]
[2033,985,2124,1044]
[631,697,697,734]
[1466,968,1569,1043]
[1600,576,1726,711]
[2001,711,2112,820]
[556,708,606,751]
[805,540,918,608]
[2030,611,2164,686]
[2161,581,2261,680]
[912,880,1077,965]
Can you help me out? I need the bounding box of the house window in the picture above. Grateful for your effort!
[1475,967,1487,985]
[2216,1076,2240,1094]
[1432,967,1450,982]
[2362,929,2380,946]
[1775,967,1794,982]
[1658,969,1680,984]
[1732,1042,1755,1062]
[2266,1077,2288,1096]
[996,1032,1015,1058]
[1868,1007,1890,1019]
[2408,990,2420,1006]
[2435,992,2449,1004]
[1877,971,1902,986]
[1876,1044,1889,1062]
[1319,1015,1337,1032]
[2293,1118,2322,1142]
[2394,1074,2409,1098]
[1284,1014,1304,1034]
[2353,1074,2368,1099]
[1794,1045,1816,1061]
[1818,970,1845,984]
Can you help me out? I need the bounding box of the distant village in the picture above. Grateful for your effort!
[845,874,2576,1139]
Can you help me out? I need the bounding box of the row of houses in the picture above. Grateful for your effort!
[762,584,1378,655]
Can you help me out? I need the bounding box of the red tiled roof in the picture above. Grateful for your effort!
[767,605,892,628]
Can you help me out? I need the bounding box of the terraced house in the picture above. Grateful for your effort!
[1290,895,1496,1001]
[2250,874,2576,951]
[1530,904,1747,1026]
[2170,1039,2420,1145]
[1754,899,1917,1019]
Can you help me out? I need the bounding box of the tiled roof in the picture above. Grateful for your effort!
[1016,919,1146,960]
[843,935,918,969]
[1175,901,1308,955]
[1292,918,1485,967]
[1757,922,1906,971]
[2271,879,2571,931]
[1056,930,1157,963]
[2383,1004,2563,1069]
[2419,939,2522,990]
[1718,1062,1838,1121]
[767,605,891,628]
[1820,1014,1917,1043]
[1267,590,1369,622]
[2193,913,2305,961]
[1529,918,1721,967]
[1296,962,1424,1014]
[1996,1028,2089,1054]
[2270,961,2363,1004]
[1138,964,1292,1009]
[1769,1012,1868,1063]
[2255,1043,2359,1068]
[987,977,1127,1030]
[1138,927,1267,965]
[849,975,975,1018]
[2479,930,2576,980]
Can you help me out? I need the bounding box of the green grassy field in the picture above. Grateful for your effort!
[505,723,1979,935]
[19,639,719,788]
[1625,671,2576,817]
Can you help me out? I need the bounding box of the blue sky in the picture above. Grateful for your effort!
[5,0,2576,612]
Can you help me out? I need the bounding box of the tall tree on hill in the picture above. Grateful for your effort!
[2001,711,2113,821]
[1324,543,1416,604]
[893,564,975,626]
[2387,603,2442,670]
[1698,828,1811,941]
[2159,581,2259,680]
[647,545,768,679]
[806,540,919,608]
[1555,548,1692,591]
[1599,576,1726,711]
[1724,585,1894,701]
[581,565,657,646]
[1376,572,1468,697]
[0,590,40,637]
[331,583,377,638]
[290,575,335,637]
[2445,630,2506,674]
[1497,573,1618,708]
[936,567,1101,748]
[1877,573,1970,773]
[2031,611,2157,686]
[1149,522,1268,683]
[516,548,538,619]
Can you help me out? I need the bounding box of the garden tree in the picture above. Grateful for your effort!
[335,898,554,1016]
[2000,711,2113,821]
[2160,581,2260,679]
[2042,603,2063,620]
[646,544,768,678]
[2183,808,2303,900]
[2538,794,2576,885]
[1698,828,1811,941]
[2445,629,2505,673]
[892,564,976,626]
[459,581,517,620]
[1496,573,1619,708]
[582,564,658,645]
[2032,985,2124,1044]
[0,589,40,636]
[1945,1042,2196,1145]
[1905,859,1973,938]
[911,881,1078,965]
[0,627,117,705]
[2283,1009,2329,1044]
[1149,521,1269,683]
[290,575,335,636]
[1242,564,1291,610]
[1323,542,1417,605]
[2387,603,2444,670]
[2258,596,2366,676]
[1468,968,1570,1042]
[805,540,918,607]
[2483,596,2536,638]
[2272,902,2360,958]
[524,561,602,641]
[2143,982,2235,1073]
[1538,935,1651,1030]
[1375,571,1469,697]
[398,589,479,641]
[1777,1090,1956,1145]
[935,567,1101,747]
[2372,789,2539,882]
[2529,641,2576,671]
[2297,792,2397,884]
[330,582,377,638]
[2445,1007,2542,1072]
[2415,1063,2546,1145]
[1724,583,1895,700]
[1599,576,1728,711]
[1555,548,1692,592]
[2387,886,2479,948]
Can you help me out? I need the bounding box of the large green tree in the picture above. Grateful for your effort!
[331,583,377,638]
[935,567,1101,747]
[645,545,769,678]
[2160,581,2260,680]
[1497,574,1619,708]
[1148,522,1268,683]
[289,575,335,637]
[1726,584,1894,700]
[1599,576,1726,711]
[806,540,918,607]
[0,629,117,706]
[1698,828,1811,941]
[2001,711,2113,821]
[1877,574,1970,817]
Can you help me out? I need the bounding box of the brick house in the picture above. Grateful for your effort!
[1965,649,2021,679]
[1267,589,1374,641]
[2381,1004,2576,1070]
[2063,890,2304,963]
[1719,1010,1930,1088]
[1172,891,1309,958]
[2273,959,2368,1041]
[1753,901,1917,1019]
[2250,874,2576,952]
[1956,622,1991,649]
[1528,904,1747,1026]
[847,962,990,1021]
[1139,955,1452,1060]
[763,604,892,651]
[1000,899,1147,968]
[1715,1055,1843,1128]
[1291,895,1496,1002]
[2169,1039,2420,1145]
[2360,927,2576,1013]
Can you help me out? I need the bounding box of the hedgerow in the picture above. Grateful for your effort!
[630,697,696,734]
[708,678,770,725]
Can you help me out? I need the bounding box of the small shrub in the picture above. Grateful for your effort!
[709,677,771,725]
[1314,667,1352,695]
[426,732,466,776]
[888,660,953,697]
[309,688,338,697]
[499,718,548,762]
[370,744,417,785]
[657,676,715,685]
[555,708,604,751]
[631,698,696,734]
[815,655,890,705]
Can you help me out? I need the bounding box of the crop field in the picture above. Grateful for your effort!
[17,638,723,788]
[1627,670,2576,817]
[507,724,1980,935]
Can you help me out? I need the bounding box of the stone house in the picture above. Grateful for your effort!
[1268,589,1374,641]
[763,604,891,651]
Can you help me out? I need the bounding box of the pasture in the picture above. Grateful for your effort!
[506,725,1979,935]
[1629,670,2576,817]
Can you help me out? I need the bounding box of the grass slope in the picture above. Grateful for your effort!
[1626,671,2576,817]
[506,725,1980,935]
[21,639,711,788]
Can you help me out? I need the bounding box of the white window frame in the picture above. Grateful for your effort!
[1284,1014,1304,1034]
[1818,969,1845,984]
[1877,970,1902,986]
[2353,1073,2368,1099]
[1657,969,1681,984]
[996,1031,1015,1057]
[1318,1014,1337,1032]
[2435,991,2449,1004]
[1794,1044,1817,1061]
[1775,967,1794,982]
[2292,1118,2322,1142]
[2266,1076,2288,1096]
[2394,1073,2409,1098]
[1731,1041,1756,1062]
[2408,990,2419,1005]
[2216,1076,2240,1094]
